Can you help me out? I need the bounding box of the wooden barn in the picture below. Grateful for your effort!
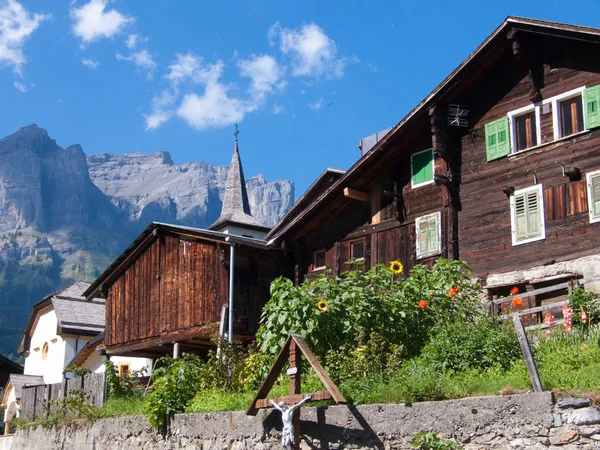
[267,17,600,305]
[83,140,294,357]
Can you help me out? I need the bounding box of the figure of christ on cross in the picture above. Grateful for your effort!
[269,394,312,450]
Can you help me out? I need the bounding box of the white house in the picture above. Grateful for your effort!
[2,282,152,430]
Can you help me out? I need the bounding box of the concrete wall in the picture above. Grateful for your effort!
[10,392,600,449]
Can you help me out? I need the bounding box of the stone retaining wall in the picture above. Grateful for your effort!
[10,392,600,449]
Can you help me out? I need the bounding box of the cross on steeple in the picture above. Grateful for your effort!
[234,124,240,142]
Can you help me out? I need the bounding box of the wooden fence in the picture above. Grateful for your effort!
[20,372,107,421]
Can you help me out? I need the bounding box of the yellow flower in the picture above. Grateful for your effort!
[317,301,328,312]
[390,260,403,274]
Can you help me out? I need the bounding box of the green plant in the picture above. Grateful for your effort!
[569,287,600,328]
[143,353,204,429]
[257,259,484,360]
[51,388,107,423]
[411,431,462,449]
[105,359,145,398]
[418,318,520,372]
[63,365,91,377]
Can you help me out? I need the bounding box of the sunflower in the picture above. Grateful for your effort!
[390,260,403,274]
[317,301,328,312]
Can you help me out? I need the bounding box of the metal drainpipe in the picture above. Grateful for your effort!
[227,239,235,343]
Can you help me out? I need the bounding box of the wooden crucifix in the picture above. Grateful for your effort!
[247,334,346,449]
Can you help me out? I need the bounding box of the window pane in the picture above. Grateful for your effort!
[412,150,433,185]
[516,112,537,150]
[351,242,364,259]
[592,176,600,218]
[561,97,584,137]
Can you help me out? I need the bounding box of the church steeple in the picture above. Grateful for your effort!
[208,125,270,238]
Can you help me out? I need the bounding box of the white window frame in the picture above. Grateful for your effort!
[508,104,542,154]
[415,211,442,259]
[548,86,587,140]
[587,170,600,224]
[411,148,435,189]
[510,184,546,246]
[313,249,326,271]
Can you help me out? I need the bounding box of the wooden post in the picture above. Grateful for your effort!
[512,313,543,392]
[288,338,302,450]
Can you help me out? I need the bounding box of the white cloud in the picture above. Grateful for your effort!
[116,49,156,71]
[269,22,344,78]
[308,97,324,111]
[238,54,284,100]
[143,88,177,130]
[81,57,99,69]
[177,85,249,131]
[0,0,50,75]
[124,33,145,49]
[272,104,284,115]
[144,110,171,130]
[165,52,223,85]
[13,80,27,91]
[71,0,133,44]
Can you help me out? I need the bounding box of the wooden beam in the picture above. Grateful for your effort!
[512,314,543,392]
[254,391,332,409]
[343,187,368,202]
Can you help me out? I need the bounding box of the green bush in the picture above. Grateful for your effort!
[569,287,600,328]
[257,259,484,360]
[411,431,462,449]
[143,354,204,429]
[418,318,520,372]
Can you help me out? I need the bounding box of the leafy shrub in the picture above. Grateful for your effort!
[418,318,520,372]
[257,259,483,360]
[105,359,145,398]
[569,287,600,328]
[411,431,462,449]
[143,353,204,429]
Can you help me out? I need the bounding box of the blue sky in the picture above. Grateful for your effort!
[2,1,600,196]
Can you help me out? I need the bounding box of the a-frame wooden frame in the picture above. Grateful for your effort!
[247,333,346,415]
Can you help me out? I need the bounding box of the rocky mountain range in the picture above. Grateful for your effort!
[0,124,294,359]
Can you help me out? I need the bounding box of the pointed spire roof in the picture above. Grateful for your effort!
[209,132,270,233]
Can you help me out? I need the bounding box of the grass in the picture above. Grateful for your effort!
[102,395,145,417]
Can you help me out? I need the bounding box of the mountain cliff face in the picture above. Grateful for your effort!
[0,125,294,359]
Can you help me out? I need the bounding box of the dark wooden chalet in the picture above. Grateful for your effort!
[84,140,293,357]
[268,17,600,302]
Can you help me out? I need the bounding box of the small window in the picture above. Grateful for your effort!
[587,170,600,223]
[510,185,545,246]
[560,97,584,137]
[515,111,538,151]
[351,241,365,260]
[313,250,326,270]
[118,364,130,377]
[411,148,434,188]
[41,342,49,360]
[416,212,441,259]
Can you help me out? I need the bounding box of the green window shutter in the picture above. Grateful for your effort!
[513,189,542,242]
[585,85,600,129]
[411,149,433,186]
[484,117,510,161]
[591,174,600,218]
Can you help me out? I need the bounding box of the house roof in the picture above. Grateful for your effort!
[83,221,283,300]
[1,374,44,407]
[17,282,105,354]
[0,355,24,375]
[209,140,270,232]
[67,332,105,368]
[266,16,600,243]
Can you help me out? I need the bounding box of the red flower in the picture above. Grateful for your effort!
[510,287,519,296]
[512,297,523,308]
[448,286,459,297]
[418,299,428,309]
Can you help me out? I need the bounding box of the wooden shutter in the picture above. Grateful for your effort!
[411,149,433,186]
[484,117,510,161]
[585,85,600,129]
[416,213,440,258]
[513,188,543,242]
